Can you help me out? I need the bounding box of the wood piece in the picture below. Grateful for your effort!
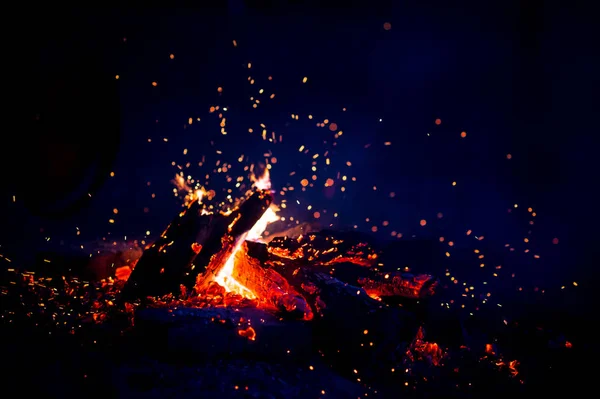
[357,272,439,299]
[121,189,272,301]
[266,233,379,268]
[195,242,419,379]
[231,242,313,320]
[187,189,273,291]
[193,237,237,293]
[194,241,312,320]
[120,199,212,300]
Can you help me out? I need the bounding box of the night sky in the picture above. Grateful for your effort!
[2,1,599,317]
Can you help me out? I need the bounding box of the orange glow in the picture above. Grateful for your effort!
[460,131,467,138]
[508,360,519,377]
[435,118,442,125]
[383,22,392,30]
[191,243,202,254]
[214,239,256,299]
[420,219,427,226]
[406,326,445,366]
[211,172,279,299]
[238,326,256,341]
[246,206,279,242]
[253,168,271,191]
[115,266,132,281]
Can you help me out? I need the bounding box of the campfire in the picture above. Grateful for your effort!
[115,169,443,380]
[1,168,531,397]
[123,170,438,309]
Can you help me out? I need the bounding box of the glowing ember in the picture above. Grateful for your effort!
[115,265,132,281]
[238,326,256,341]
[406,326,446,366]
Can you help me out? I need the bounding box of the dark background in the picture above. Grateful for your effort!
[1,0,599,396]
[4,0,599,283]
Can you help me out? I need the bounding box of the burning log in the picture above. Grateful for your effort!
[265,235,439,302]
[121,189,272,301]
[231,242,313,319]
[195,241,312,320]
[266,233,379,268]
[192,239,420,378]
[357,272,439,300]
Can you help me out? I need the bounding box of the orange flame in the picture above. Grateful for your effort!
[246,205,279,242]
[214,238,257,299]
[252,168,271,191]
[213,172,278,299]
[172,174,207,207]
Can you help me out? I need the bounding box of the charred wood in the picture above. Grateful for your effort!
[357,272,439,300]
[121,190,272,301]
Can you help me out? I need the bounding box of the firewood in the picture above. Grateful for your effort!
[231,242,313,320]
[357,272,439,300]
[194,241,419,379]
[120,199,212,300]
[195,241,312,320]
[121,189,272,301]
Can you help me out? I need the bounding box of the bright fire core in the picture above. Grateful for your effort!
[213,172,278,299]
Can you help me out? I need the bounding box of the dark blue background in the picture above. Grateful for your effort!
[2,1,598,306]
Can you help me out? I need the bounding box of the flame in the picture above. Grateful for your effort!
[172,174,207,207]
[208,167,279,299]
[214,238,257,299]
[246,205,280,242]
[194,189,204,203]
[253,168,271,191]
[213,204,279,298]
